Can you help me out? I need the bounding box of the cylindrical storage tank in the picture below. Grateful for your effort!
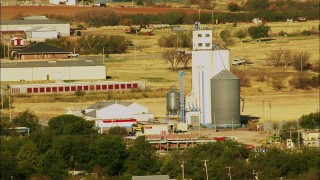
[166,86,180,115]
[211,70,240,126]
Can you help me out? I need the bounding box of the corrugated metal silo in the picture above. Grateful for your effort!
[211,70,240,125]
[166,86,180,115]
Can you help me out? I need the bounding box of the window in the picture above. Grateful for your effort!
[198,34,202,37]
[205,34,210,37]
[198,43,203,47]
[205,43,210,47]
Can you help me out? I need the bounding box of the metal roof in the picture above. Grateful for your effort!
[18,42,70,54]
[1,60,104,68]
[25,26,55,32]
[211,70,239,80]
[86,101,135,110]
[0,30,26,36]
[0,19,67,25]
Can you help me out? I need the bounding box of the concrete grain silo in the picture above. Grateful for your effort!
[210,70,240,126]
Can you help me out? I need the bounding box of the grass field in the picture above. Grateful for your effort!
[1,20,319,125]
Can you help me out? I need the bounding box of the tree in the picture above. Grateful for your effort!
[125,136,160,175]
[90,135,127,176]
[12,110,41,132]
[248,24,271,40]
[38,149,67,180]
[299,112,320,129]
[178,51,192,69]
[108,127,128,137]
[16,141,41,178]
[162,48,180,71]
[220,29,232,44]
[48,114,97,135]
[228,1,240,12]
[235,29,247,43]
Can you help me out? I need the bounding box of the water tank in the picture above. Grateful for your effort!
[211,70,240,125]
[166,86,180,115]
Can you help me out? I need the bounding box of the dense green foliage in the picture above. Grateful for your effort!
[248,24,271,39]
[45,34,128,55]
[299,112,320,129]
[1,112,319,179]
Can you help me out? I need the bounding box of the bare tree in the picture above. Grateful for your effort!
[292,51,311,71]
[162,48,180,71]
[178,50,192,69]
[267,49,292,67]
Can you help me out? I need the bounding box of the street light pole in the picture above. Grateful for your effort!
[181,161,185,180]
[225,166,232,180]
[202,160,209,180]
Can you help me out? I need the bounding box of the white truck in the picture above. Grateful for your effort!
[232,59,246,65]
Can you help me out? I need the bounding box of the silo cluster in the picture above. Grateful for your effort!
[182,29,241,127]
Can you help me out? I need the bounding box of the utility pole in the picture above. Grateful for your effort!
[261,100,265,123]
[225,166,232,180]
[198,7,201,23]
[103,47,105,64]
[268,101,271,121]
[135,30,137,61]
[9,96,12,122]
[181,161,185,180]
[253,169,261,180]
[202,160,209,180]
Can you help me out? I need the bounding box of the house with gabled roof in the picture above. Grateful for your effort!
[16,42,71,60]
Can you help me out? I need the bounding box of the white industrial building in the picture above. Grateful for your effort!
[50,0,76,6]
[25,26,58,42]
[84,101,154,130]
[0,16,70,37]
[302,130,320,148]
[186,29,230,126]
[0,60,106,81]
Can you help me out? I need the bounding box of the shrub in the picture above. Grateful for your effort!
[278,31,288,36]
[74,90,86,96]
[289,74,311,89]
[300,30,312,36]
[228,1,241,12]
[231,70,251,87]
[256,74,266,82]
[272,77,286,90]
[291,51,311,71]
[267,49,292,67]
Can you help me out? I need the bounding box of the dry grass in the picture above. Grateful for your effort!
[1,21,319,124]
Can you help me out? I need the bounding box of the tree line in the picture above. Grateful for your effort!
[44,34,128,55]
[39,0,319,28]
[1,110,319,179]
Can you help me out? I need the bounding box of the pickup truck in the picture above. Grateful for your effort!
[232,59,246,65]
[68,53,79,58]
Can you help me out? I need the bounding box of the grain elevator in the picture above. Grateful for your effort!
[185,28,240,127]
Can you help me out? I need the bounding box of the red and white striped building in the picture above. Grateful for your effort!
[9,81,145,94]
